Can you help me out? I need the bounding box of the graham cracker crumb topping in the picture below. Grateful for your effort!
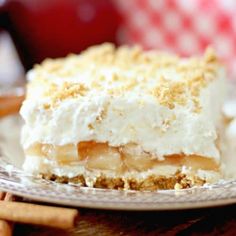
[27,43,221,111]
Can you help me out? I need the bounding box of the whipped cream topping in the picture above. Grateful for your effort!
[20,44,226,161]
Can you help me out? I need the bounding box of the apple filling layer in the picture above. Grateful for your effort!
[25,141,219,174]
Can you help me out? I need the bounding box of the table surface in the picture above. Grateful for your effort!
[13,203,236,236]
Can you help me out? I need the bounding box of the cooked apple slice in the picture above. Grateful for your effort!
[78,142,123,171]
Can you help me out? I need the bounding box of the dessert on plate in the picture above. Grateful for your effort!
[20,43,226,190]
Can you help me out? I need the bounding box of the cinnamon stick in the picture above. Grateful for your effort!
[0,95,25,117]
[0,192,13,236]
[0,221,12,236]
[0,192,6,200]
[3,193,14,202]
[0,201,78,229]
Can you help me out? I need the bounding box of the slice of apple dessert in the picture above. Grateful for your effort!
[21,43,226,190]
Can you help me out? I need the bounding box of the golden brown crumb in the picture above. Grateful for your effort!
[27,43,220,111]
[41,171,206,191]
[152,76,187,110]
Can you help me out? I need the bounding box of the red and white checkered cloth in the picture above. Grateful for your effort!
[116,0,236,79]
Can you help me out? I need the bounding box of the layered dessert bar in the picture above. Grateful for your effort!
[20,44,226,190]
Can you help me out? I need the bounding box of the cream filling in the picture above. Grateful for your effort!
[20,69,226,161]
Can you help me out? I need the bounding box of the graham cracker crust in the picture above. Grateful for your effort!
[41,171,206,191]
